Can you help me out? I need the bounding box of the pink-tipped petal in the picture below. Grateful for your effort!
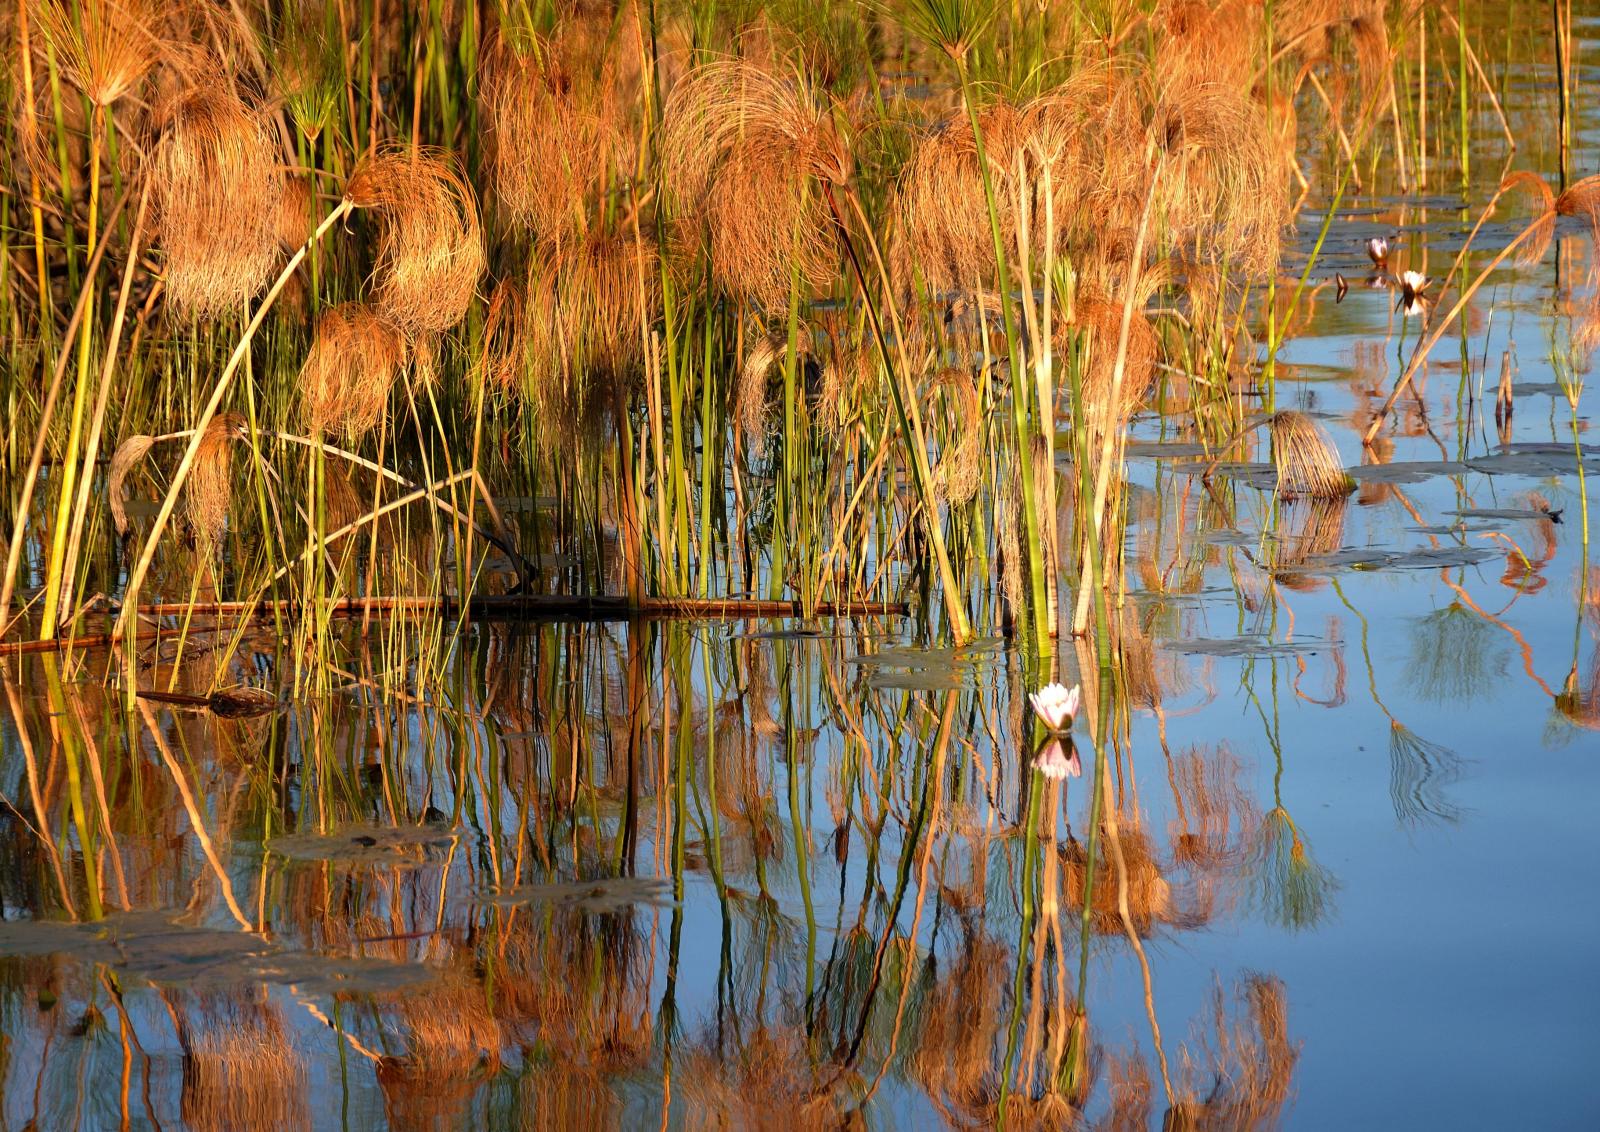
[1028,683,1080,731]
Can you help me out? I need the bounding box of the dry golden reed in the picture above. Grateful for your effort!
[736,328,810,450]
[152,74,285,320]
[298,302,407,437]
[186,412,245,550]
[1501,170,1557,268]
[481,277,526,391]
[892,101,1027,296]
[931,366,983,504]
[1267,411,1350,499]
[479,21,623,243]
[1058,296,1161,418]
[276,171,315,251]
[660,59,850,309]
[524,229,660,412]
[1276,0,1393,109]
[346,144,485,333]
[893,52,1285,315]
[108,432,156,536]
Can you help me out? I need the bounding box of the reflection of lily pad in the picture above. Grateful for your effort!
[728,626,835,640]
[1449,507,1552,521]
[847,638,1005,668]
[849,638,1003,689]
[864,668,967,690]
[266,824,459,867]
[477,876,675,913]
[0,912,434,993]
[1157,636,1325,658]
[1329,546,1497,570]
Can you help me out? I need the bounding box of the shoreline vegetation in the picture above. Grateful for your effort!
[0,0,1586,674]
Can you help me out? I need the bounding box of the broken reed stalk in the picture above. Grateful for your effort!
[0,185,135,640]
[107,427,535,599]
[1362,191,1545,445]
[112,198,355,640]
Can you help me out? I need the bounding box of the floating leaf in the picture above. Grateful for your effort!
[266,824,459,867]
[477,876,675,913]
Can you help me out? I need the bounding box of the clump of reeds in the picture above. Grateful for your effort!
[1555,173,1600,232]
[1276,0,1393,110]
[660,59,850,309]
[270,2,341,142]
[1057,294,1161,419]
[297,302,408,437]
[345,144,484,333]
[479,21,624,243]
[1156,0,1270,102]
[1267,411,1351,499]
[892,100,1027,295]
[480,277,526,391]
[523,229,660,421]
[151,72,286,320]
[931,367,983,504]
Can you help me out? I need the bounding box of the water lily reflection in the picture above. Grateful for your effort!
[1033,736,1081,780]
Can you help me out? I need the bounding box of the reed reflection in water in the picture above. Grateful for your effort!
[0,616,1337,1130]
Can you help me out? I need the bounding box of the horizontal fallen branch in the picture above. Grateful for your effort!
[0,595,910,655]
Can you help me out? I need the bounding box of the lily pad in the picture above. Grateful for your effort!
[728,626,836,641]
[1127,440,1210,459]
[477,876,675,914]
[864,668,968,690]
[1449,507,1554,521]
[0,912,434,994]
[266,824,460,867]
[1328,546,1498,570]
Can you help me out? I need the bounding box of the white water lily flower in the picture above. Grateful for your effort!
[1028,683,1080,732]
[1033,738,1081,780]
[1366,235,1389,265]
